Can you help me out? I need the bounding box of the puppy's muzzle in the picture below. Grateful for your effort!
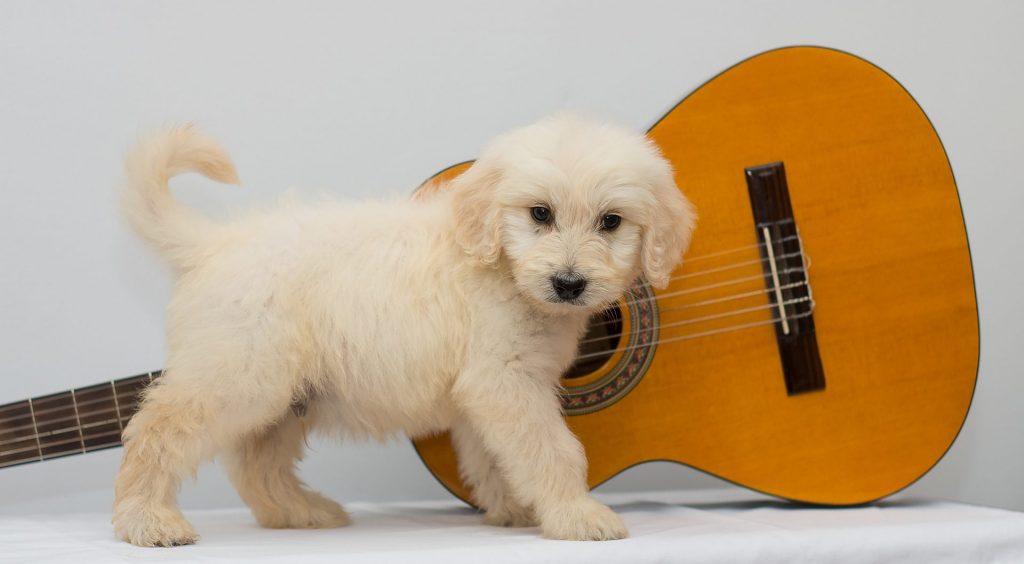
[551,272,587,301]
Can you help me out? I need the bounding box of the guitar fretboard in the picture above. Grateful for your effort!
[0,371,160,469]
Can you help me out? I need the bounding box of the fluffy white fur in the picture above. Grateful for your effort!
[112,116,695,547]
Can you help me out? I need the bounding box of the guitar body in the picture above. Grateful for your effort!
[413,47,978,505]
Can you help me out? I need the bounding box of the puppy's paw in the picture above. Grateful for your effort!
[113,504,199,547]
[483,503,536,528]
[253,491,352,529]
[302,492,354,528]
[539,497,628,541]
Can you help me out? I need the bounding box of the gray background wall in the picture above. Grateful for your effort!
[1,1,1021,515]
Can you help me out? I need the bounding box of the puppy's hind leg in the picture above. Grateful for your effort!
[113,366,294,546]
[224,412,350,529]
[112,380,204,547]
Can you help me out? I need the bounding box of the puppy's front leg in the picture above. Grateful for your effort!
[452,362,627,541]
[451,421,535,527]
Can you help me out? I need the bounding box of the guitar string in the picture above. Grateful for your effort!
[0,405,141,454]
[0,391,147,434]
[0,266,813,435]
[0,276,804,434]
[578,280,809,346]
[656,250,804,283]
[584,233,810,331]
[586,258,810,335]
[3,304,817,459]
[0,273,791,438]
[577,242,808,331]
[0,306,808,458]
[0,386,147,425]
[577,296,813,352]
[0,238,811,452]
[584,243,811,336]
[631,235,800,287]
[0,299,813,452]
[650,282,806,315]
[0,306,814,459]
[653,248,807,294]
[579,244,811,346]
[0,241,807,424]
[575,309,815,362]
[586,263,809,333]
[0,415,132,460]
[0,415,131,449]
[0,264,811,433]
[1,440,123,467]
[670,235,799,263]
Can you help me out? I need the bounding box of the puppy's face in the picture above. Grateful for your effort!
[453,116,696,314]
[496,166,652,313]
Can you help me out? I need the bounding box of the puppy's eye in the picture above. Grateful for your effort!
[531,206,552,224]
[601,214,622,231]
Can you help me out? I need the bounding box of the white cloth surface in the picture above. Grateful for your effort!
[2,489,1023,563]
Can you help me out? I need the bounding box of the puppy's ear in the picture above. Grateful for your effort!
[640,171,696,289]
[451,161,503,266]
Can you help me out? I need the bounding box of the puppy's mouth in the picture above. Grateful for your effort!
[546,295,588,307]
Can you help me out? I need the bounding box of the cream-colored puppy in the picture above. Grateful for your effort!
[113,116,695,547]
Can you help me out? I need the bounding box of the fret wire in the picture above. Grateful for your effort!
[26,399,43,462]
[111,381,124,433]
[70,389,87,454]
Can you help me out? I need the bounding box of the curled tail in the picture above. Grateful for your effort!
[121,125,240,270]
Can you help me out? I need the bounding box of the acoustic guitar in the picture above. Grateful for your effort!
[0,46,977,507]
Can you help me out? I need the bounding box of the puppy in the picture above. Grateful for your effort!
[113,116,695,547]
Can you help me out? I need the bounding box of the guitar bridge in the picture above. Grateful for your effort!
[745,162,825,395]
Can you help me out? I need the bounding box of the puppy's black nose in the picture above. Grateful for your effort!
[551,272,587,301]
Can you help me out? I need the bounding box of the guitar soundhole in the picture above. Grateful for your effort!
[559,279,657,415]
[563,305,624,380]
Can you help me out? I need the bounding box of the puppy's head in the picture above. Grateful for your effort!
[452,115,695,313]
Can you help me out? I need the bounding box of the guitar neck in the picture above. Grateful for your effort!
[0,371,161,469]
